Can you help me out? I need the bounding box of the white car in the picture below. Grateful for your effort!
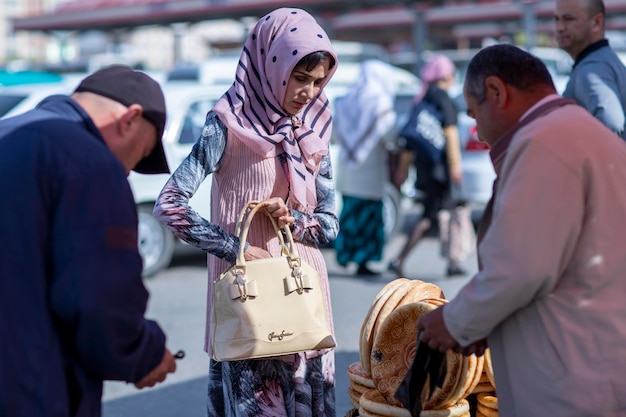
[128,82,227,276]
[453,93,496,206]
[0,77,83,118]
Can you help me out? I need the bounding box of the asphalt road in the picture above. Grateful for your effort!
[102,208,479,417]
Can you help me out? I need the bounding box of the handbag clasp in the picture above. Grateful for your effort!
[285,263,313,294]
[229,268,258,301]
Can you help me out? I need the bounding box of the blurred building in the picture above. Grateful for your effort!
[5,0,626,71]
[0,0,247,70]
[0,0,71,67]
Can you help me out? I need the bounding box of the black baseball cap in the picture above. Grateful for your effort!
[74,65,169,174]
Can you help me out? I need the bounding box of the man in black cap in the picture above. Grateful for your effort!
[0,65,176,417]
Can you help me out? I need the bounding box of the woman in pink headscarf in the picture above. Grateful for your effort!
[154,8,339,416]
[389,53,469,277]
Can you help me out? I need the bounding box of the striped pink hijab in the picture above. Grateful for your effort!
[213,8,338,212]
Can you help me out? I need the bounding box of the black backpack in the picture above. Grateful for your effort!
[399,100,446,164]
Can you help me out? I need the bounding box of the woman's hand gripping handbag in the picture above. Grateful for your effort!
[210,200,336,361]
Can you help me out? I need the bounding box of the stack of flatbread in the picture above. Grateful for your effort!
[347,278,487,416]
[476,392,498,417]
[469,348,497,416]
[470,348,495,395]
[359,278,446,375]
[347,361,376,409]
[359,389,470,417]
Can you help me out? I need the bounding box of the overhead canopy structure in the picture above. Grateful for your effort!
[11,0,626,64]
[12,0,346,32]
[13,0,626,33]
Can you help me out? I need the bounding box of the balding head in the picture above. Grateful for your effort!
[463,45,557,146]
[464,45,555,105]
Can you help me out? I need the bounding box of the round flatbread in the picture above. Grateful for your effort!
[362,279,418,374]
[420,297,448,307]
[471,381,495,394]
[358,407,388,417]
[350,379,372,395]
[484,348,496,389]
[348,386,364,410]
[394,281,446,307]
[349,381,373,394]
[410,281,446,302]
[444,354,475,407]
[423,349,464,409]
[477,392,498,409]
[370,280,417,336]
[420,399,470,417]
[359,389,411,417]
[362,279,445,375]
[370,302,448,407]
[359,278,409,373]
[477,402,499,417]
[347,361,376,388]
[461,353,484,399]
[478,372,491,384]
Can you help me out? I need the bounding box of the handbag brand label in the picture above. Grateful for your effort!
[268,330,294,341]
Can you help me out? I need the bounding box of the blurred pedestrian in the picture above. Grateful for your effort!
[333,59,398,276]
[389,54,470,278]
[0,65,177,417]
[153,8,339,416]
[418,44,626,416]
[555,0,626,139]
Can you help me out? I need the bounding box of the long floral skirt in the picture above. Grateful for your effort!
[207,351,336,417]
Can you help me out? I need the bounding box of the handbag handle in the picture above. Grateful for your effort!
[218,200,312,299]
[234,200,301,269]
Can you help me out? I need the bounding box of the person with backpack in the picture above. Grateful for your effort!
[389,54,469,277]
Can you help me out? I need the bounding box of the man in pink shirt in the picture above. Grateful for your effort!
[418,44,626,416]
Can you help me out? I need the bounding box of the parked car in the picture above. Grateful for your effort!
[0,77,83,118]
[446,46,573,207]
[453,93,496,205]
[128,82,227,276]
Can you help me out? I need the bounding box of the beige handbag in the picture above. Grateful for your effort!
[210,200,336,361]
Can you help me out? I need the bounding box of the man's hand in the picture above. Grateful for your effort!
[417,307,460,353]
[134,348,176,389]
[454,339,488,357]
